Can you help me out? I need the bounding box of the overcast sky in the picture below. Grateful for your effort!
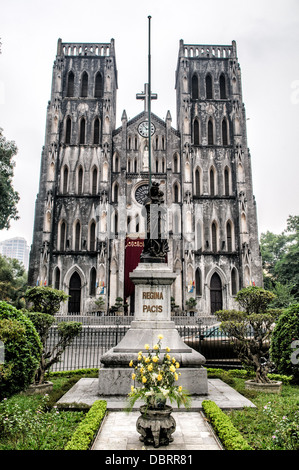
[0,0,298,247]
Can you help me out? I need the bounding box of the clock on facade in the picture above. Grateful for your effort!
[137,121,156,137]
[135,184,149,205]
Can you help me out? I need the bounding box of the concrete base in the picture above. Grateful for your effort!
[98,367,208,396]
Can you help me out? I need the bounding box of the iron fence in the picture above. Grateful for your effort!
[47,324,243,372]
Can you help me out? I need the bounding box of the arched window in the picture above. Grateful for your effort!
[89,221,96,251]
[65,117,71,144]
[224,167,230,196]
[89,267,97,296]
[155,159,159,173]
[81,71,88,97]
[54,267,60,290]
[206,74,213,99]
[78,166,83,195]
[114,212,118,235]
[67,71,74,97]
[208,119,214,145]
[231,268,238,295]
[194,118,200,145]
[210,272,222,314]
[195,168,201,196]
[174,183,179,203]
[62,166,68,194]
[222,118,228,145]
[93,118,100,144]
[210,167,215,196]
[59,221,66,251]
[79,118,86,144]
[173,154,178,173]
[113,183,119,203]
[94,72,103,98]
[226,221,232,251]
[91,168,98,195]
[192,74,199,99]
[68,272,81,313]
[212,222,217,252]
[74,221,81,251]
[195,268,202,296]
[220,73,226,99]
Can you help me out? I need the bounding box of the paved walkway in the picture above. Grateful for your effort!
[91,410,222,450]
[58,378,255,451]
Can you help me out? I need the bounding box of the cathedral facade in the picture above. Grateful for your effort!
[28,38,263,316]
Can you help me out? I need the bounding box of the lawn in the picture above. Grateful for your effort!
[0,369,298,450]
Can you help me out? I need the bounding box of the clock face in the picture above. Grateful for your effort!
[137,121,156,137]
[135,184,149,205]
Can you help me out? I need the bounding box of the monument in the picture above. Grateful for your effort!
[98,182,208,397]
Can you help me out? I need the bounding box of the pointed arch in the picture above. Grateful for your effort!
[195,167,201,196]
[193,118,200,145]
[89,220,96,251]
[113,182,119,203]
[74,220,81,251]
[68,271,82,313]
[79,117,86,144]
[208,118,214,145]
[222,117,228,145]
[81,71,88,97]
[89,267,97,296]
[58,220,66,251]
[224,166,230,196]
[91,166,98,195]
[53,266,60,290]
[62,165,69,194]
[192,73,199,99]
[65,116,72,144]
[173,153,179,173]
[206,73,213,99]
[94,71,103,98]
[226,220,233,251]
[231,267,238,295]
[67,71,75,97]
[173,181,180,203]
[210,272,223,314]
[77,165,84,195]
[219,73,226,99]
[195,267,202,296]
[93,117,100,144]
[209,166,216,196]
[211,221,218,252]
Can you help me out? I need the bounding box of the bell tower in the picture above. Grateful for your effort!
[175,40,262,314]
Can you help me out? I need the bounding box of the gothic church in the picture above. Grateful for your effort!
[28,38,263,316]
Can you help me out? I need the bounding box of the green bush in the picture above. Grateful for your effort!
[64,400,107,450]
[0,301,42,399]
[270,303,299,382]
[202,400,252,450]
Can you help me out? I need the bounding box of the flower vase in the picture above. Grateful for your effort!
[136,404,176,448]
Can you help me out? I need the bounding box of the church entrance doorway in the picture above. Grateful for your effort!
[210,272,223,315]
[68,272,81,313]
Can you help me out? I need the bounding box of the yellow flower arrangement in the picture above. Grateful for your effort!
[126,334,191,412]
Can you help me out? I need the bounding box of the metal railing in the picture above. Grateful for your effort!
[47,324,243,372]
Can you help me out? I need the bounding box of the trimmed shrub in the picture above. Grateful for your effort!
[202,400,252,450]
[270,303,299,382]
[0,301,42,398]
[64,400,107,450]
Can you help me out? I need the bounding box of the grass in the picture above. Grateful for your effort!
[214,372,299,450]
[0,368,298,450]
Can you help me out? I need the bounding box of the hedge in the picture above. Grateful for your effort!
[64,400,107,450]
[202,400,252,450]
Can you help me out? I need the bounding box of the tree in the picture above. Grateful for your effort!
[260,215,299,301]
[216,286,281,383]
[270,304,299,383]
[0,128,20,230]
[0,301,42,398]
[0,254,27,308]
[24,286,82,384]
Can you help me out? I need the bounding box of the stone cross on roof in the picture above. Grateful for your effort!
[136,83,157,112]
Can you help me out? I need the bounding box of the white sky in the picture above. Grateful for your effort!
[0,0,298,246]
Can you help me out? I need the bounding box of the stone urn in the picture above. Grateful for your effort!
[136,404,176,448]
[245,379,282,394]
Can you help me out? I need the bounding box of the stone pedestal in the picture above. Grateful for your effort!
[98,263,208,396]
